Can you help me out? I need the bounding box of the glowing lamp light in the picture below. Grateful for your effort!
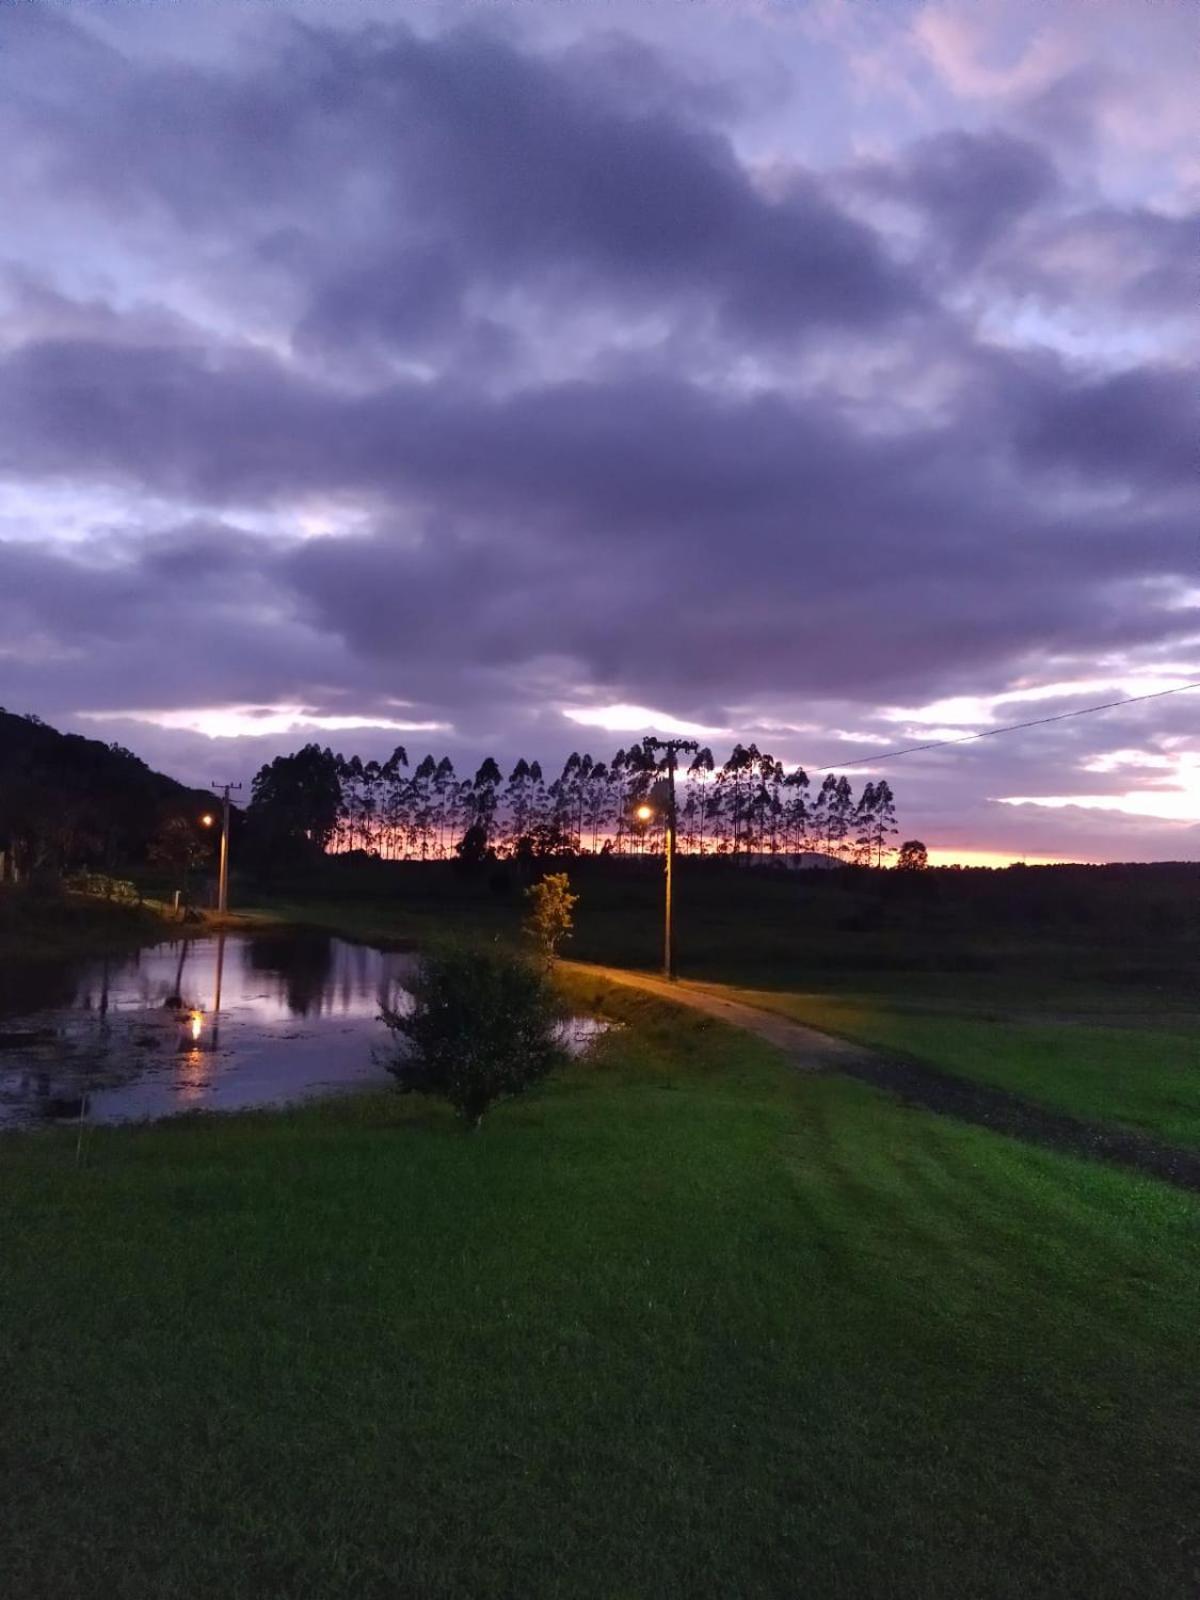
[189,1009,203,1042]
[200,813,215,827]
[635,804,654,822]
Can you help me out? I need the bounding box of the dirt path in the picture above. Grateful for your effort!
[574,964,1200,1194]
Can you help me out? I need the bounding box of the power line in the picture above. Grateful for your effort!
[816,680,1200,772]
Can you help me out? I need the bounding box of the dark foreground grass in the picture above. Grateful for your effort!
[2,983,1197,1600]
[719,987,1200,1148]
[0,887,173,974]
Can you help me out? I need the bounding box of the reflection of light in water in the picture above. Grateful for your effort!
[4,930,605,1128]
[176,1045,212,1102]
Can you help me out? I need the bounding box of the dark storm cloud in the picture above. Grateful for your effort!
[851,129,1060,271]
[4,13,919,354]
[1011,366,1195,491]
[2,324,1193,533]
[287,24,921,343]
[0,4,1196,858]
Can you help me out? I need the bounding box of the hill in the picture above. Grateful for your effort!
[0,707,214,881]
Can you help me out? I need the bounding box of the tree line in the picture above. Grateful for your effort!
[247,740,902,868]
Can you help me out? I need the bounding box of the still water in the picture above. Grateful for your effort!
[0,934,602,1128]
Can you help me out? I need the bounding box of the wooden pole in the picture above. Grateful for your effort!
[210,782,242,915]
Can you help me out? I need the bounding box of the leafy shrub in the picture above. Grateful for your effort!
[64,872,140,905]
[381,944,566,1127]
[523,872,578,967]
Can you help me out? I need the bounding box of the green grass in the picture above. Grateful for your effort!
[2,981,1197,1599]
[718,987,1200,1146]
[235,864,1200,1148]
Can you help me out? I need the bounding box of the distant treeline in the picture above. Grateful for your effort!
[247,741,902,867]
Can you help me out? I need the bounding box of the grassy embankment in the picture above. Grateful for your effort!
[239,857,1200,1146]
[0,884,175,969]
[2,976,1197,1600]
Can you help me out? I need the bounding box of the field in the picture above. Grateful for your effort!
[3,861,1198,1597]
[238,856,1200,1149]
[3,978,1197,1600]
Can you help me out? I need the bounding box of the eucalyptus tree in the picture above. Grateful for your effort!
[558,753,583,853]
[747,750,784,855]
[868,780,898,866]
[381,746,410,859]
[782,766,810,855]
[609,748,630,853]
[687,747,714,854]
[827,775,856,863]
[583,759,610,853]
[336,755,364,851]
[410,755,439,859]
[623,742,659,853]
[853,781,878,866]
[433,757,456,858]
[360,759,384,855]
[504,758,536,851]
[573,753,594,849]
[471,757,503,847]
[717,743,759,857]
[811,774,836,859]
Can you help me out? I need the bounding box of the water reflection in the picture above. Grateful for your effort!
[0,933,603,1128]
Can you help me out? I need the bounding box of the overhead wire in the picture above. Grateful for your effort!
[815,679,1200,772]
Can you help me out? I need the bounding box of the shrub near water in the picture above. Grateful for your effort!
[382,944,566,1127]
[523,870,579,968]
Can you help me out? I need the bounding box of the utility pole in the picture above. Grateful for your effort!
[210,782,243,915]
[645,737,698,980]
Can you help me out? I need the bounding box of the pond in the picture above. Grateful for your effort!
[0,933,605,1129]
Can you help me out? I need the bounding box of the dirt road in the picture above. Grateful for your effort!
[570,963,1200,1193]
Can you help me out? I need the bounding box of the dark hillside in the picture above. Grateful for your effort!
[0,708,214,878]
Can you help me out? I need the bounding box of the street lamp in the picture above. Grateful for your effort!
[205,783,242,915]
[638,738,698,981]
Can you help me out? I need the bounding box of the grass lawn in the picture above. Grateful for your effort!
[2,980,1197,1600]
[717,986,1200,1147]
[232,865,1200,1150]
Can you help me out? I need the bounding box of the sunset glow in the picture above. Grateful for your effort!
[563,706,726,740]
[77,706,449,741]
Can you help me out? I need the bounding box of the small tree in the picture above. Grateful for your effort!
[523,872,578,967]
[147,815,209,895]
[896,839,929,871]
[381,945,565,1128]
[454,821,490,866]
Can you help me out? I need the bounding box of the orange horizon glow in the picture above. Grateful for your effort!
[923,847,1097,869]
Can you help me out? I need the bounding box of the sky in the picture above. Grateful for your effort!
[0,0,1196,865]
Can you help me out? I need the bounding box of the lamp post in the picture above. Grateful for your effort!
[204,782,242,915]
[639,737,698,980]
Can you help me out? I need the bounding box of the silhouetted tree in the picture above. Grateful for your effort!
[246,744,343,868]
[897,839,929,871]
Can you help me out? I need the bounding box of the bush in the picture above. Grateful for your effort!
[64,872,140,905]
[381,944,566,1127]
[523,872,578,968]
